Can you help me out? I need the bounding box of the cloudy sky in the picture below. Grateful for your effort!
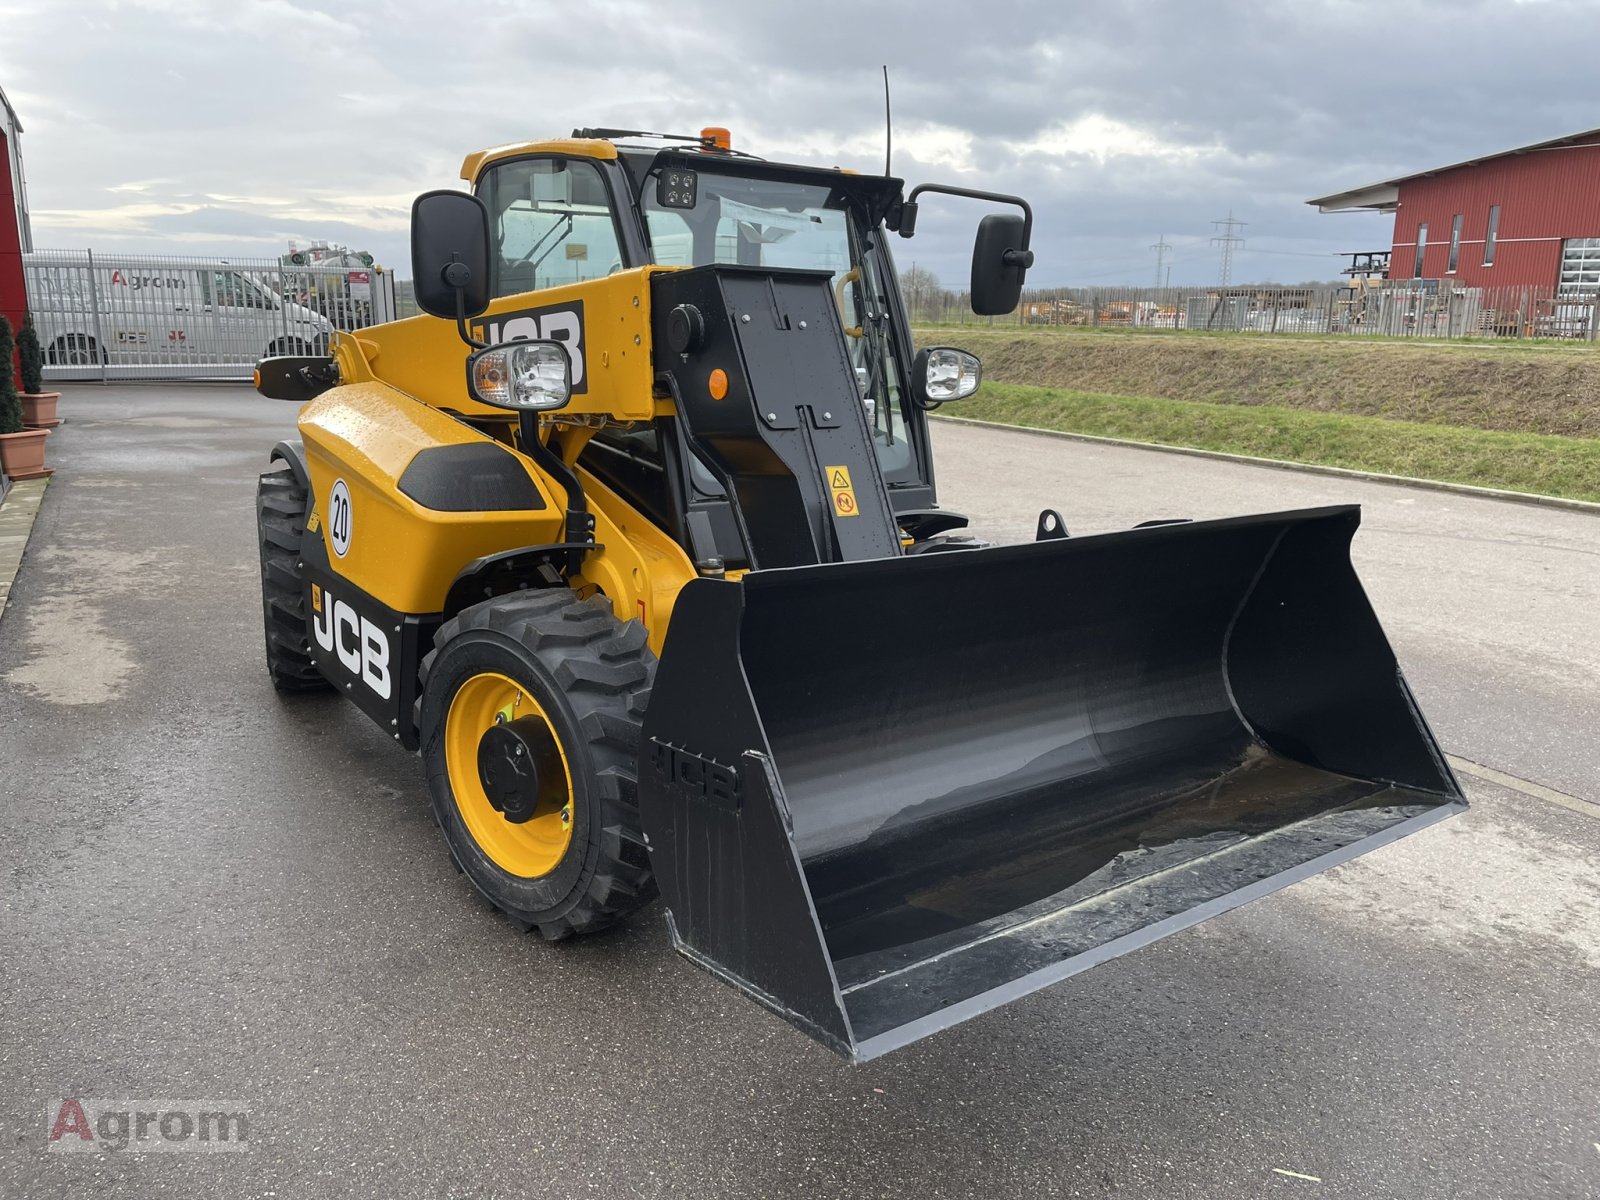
[2,0,1597,288]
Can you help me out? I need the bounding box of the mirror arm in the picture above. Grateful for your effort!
[900,183,1034,251]
[453,279,488,350]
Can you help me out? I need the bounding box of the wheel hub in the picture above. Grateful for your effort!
[477,716,565,824]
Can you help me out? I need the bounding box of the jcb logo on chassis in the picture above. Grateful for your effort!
[650,739,742,812]
[311,584,391,699]
[474,299,587,393]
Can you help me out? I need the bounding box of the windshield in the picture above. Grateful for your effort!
[642,172,915,483]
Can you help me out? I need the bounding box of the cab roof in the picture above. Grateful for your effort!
[459,134,904,227]
[460,139,618,185]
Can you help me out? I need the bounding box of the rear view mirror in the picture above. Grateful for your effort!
[411,190,491,320]
[971,213,1031,316]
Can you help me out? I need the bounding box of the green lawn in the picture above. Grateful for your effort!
[915,326,1600,438]
[954,382,1600,503]
[916,321,1600,353]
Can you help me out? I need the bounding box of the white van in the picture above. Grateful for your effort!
[23,254,335,378]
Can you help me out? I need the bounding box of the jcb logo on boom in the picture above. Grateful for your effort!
[311,585,392,699]
[475,300,587,393]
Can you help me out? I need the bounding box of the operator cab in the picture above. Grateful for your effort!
[620,148,922,493]
[456,127,1031,569]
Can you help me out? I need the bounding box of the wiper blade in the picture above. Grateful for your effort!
[531,214,575,274]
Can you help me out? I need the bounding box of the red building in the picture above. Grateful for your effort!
[1308,128,1600,295]
[1,84,29,360]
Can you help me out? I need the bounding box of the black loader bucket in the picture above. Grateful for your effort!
[638,506,1465,1062]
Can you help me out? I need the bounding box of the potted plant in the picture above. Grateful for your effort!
[16,311,60,429]
[0,315,51,480]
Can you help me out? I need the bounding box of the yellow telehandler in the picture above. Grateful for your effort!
[254,128,1464,1061]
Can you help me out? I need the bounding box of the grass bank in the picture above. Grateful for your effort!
[919,325,1600,439]
[958,382,1600,504]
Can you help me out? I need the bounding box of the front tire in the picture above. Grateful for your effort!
[419,591,657,940]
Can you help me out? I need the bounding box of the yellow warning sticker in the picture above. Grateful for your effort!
[824,465,859,518]
[311,583,322,613]
[306,511,321,534]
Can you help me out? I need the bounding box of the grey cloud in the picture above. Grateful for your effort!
[5,0,1596,287]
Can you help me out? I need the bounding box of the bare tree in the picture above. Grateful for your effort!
[898,264,941,322]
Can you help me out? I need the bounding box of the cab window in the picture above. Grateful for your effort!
[480,158,625,298]
[642,173,915,481]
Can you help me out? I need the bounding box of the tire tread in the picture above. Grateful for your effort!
[256,469,330,693]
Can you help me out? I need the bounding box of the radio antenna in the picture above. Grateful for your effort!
[882,65,893,176]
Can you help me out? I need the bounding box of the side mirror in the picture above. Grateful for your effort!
[411,190,492,320]
[971,213,1032,316]
[911,347,981,409]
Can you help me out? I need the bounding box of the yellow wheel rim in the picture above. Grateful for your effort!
[444,672,574,879]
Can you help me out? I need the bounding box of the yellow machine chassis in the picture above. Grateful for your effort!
[302,268,695,654]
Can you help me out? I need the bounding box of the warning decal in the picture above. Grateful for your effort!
[824,465,859,518]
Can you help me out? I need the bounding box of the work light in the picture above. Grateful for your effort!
[467,341,572,411]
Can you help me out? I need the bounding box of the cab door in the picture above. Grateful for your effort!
[474,155,628,301]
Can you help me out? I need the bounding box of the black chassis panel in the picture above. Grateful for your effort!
[298,525,438,750]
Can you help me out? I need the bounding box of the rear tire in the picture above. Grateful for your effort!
[419,591,657,940]
[256,468,331,692]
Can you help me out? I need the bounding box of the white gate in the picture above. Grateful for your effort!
[22,250,398,382]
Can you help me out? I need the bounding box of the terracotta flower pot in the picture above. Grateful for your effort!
[21,391,61,429]
[0,428,53,480]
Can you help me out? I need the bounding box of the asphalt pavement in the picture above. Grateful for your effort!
[1,385,1596,1199]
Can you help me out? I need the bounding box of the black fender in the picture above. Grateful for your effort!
[442,544,603,620]
[269,440,311,495]
[895,509,970,541]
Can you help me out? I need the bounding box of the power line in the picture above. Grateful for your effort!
[1236,246,1345,259]
[1210,211,1247,286]
[1150,233,1172,291]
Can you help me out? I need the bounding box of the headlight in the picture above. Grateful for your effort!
[913,346,981,407]
[467,341,572,411]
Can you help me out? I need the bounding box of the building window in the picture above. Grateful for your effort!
[1447,214,1463,273]
[1483,205,1500,266]
[1413,223,1428,279]
[1558,238,1600,296]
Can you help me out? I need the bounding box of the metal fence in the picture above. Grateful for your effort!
[907,281,1600,342]
[23,250,399,381]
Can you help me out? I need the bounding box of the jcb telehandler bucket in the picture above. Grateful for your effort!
[639,506,1465,1062]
